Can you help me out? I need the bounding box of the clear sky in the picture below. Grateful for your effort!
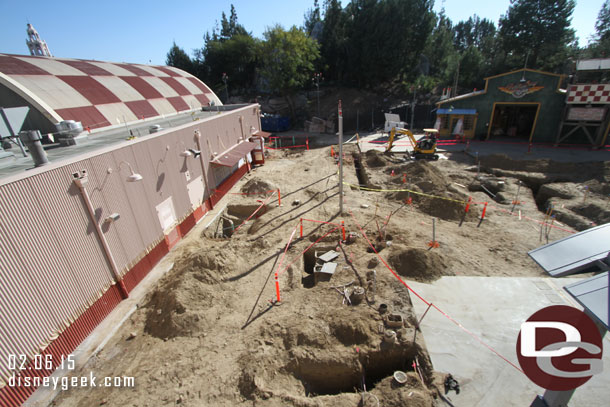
[0,0,605,66]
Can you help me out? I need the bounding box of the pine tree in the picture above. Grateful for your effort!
[497,0,576,72]
[166,42,194,74]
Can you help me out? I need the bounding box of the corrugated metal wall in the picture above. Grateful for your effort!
[0,104,261,406]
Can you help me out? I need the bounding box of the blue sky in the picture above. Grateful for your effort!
[0,0,605,66]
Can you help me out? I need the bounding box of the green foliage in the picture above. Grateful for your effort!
[258,25,320,94]
[193,4,258,93]
[585,1,610,58]
[166,42,194,74]
[320,0,346,81]
[342,0,435,86]
[424,10,458,83]
[167,0,583,101]
[596,0,610,42]
[303,0,322,35]
[497,0,576,72]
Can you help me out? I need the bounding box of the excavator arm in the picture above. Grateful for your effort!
[386,127,416,152]
[386,127,439,160]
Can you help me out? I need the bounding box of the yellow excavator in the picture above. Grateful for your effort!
[386,127,439,160]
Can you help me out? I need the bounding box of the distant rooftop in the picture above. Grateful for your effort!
[0,53,222,134]
[577,58,610,71]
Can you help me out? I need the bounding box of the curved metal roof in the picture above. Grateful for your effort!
[0,53,222,131]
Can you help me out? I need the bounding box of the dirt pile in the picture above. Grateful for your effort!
[384,160,477,221]
[238,303,437,406]
[388,246,450,282]
[144,240,247,339]
[365,149,390,168]
[241,178,277,196]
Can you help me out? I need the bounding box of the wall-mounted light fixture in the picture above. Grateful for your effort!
[103,212,120,224]
[118,161,143,182]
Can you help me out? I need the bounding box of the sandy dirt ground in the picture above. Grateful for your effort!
[50,142,609,407]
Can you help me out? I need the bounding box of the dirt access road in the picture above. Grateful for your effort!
[51,142,609,407]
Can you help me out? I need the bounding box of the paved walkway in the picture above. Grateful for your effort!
[408,276,610,407]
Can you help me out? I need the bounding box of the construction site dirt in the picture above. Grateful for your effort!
[51,141,609,407]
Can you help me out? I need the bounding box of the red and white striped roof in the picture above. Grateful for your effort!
[0,53,222,130]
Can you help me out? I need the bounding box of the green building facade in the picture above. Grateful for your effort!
[436,69,566,143]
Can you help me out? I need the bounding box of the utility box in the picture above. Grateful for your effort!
[384,113,407,133]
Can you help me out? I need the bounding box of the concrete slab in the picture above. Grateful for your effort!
[408,276,610,406]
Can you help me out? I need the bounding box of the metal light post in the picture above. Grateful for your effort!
[338,100,344,215]
[312,72,322,117]
[222,72,229,103]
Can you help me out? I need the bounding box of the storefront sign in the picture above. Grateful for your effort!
[566,106,606,122]
[498,81,544,99]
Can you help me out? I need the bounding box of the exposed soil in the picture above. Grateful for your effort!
[52,141,607,407]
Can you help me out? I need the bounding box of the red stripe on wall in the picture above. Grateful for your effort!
[0,285,123,407]
[178,212,197,236]
[0,162,250,407]
[211,164,249,207]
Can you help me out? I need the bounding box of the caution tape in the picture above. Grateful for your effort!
[346,209,525,374]
[342,181,470,205]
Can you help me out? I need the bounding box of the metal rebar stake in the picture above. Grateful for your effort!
[339,100,344,214]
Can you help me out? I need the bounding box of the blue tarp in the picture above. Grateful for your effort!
[261,115,291,132]
[437,108,477,115]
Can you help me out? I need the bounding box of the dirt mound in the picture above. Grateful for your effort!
[365,150,389,167]
[144,285,202,340]
[241,178,277,196]
[384,161,476,221]
[388,246,450,282]
[144,241,247,339]
[173,243,245,284]
[401,160,449,189]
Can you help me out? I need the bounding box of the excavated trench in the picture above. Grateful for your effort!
[302,245,337,288]
[289,343,431,396]
[209,204,268,238]
[353,153,370,188]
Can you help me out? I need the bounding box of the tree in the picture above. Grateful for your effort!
[220,4,248,40]
[586,1,610,58]
[193,5,257,93]
[453,15,496,53]
[320,0,346,81]
[343,0,435,86]
[423,10,457,84]
[258,25,320,116]
[303,0,322,36]
[596,0,610,42]
[497,0,576,72]
[166,42,194,74]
